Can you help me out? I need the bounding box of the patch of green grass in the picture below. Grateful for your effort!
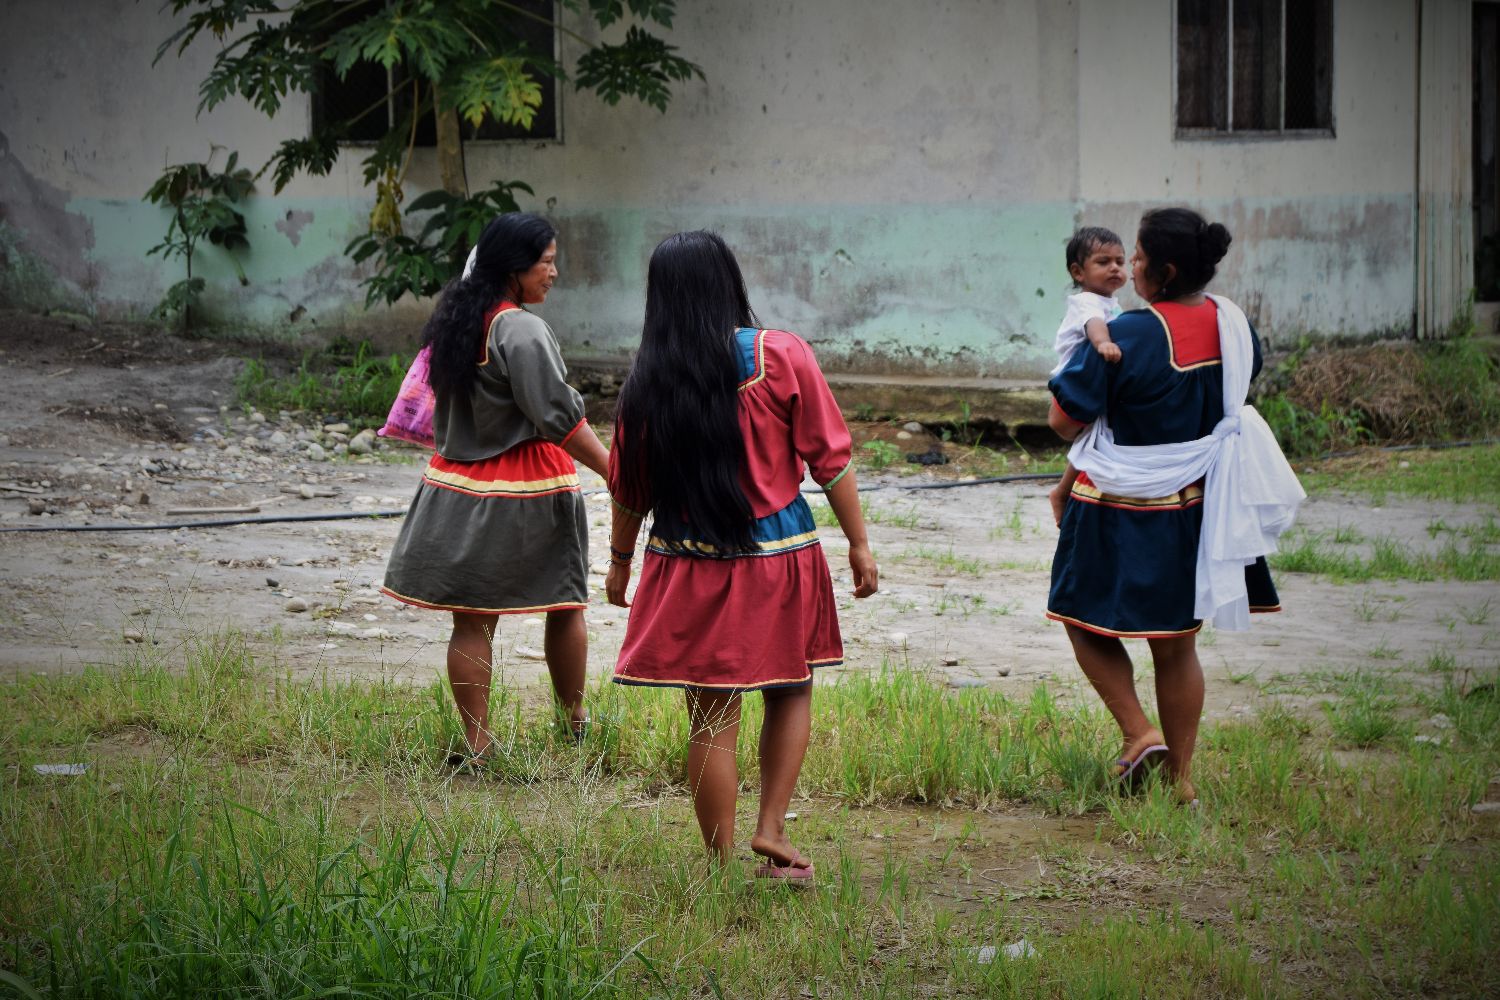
[5,637,1500,998]
[1323,688,1404,746]
[896,544,987,577]
[1298,445,1500,506]
[236,339,411,424]
[813,496,923,531]
[989,498,1026,542]
[1272,528,1500,583]
[858,439,903,471]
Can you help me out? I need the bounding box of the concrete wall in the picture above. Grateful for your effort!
[1077,0,1420,342]
[0,0,1431,373]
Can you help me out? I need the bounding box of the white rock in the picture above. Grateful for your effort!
[298,484,317,500]
[362,613,378,622]
[902,421,924,433]
[886,632,909,647]
[1472,802,1500,815]
[307,443,327,461]
[348,429,376,455]
[268,430,289,447]
[250,412,266,424]
[284,597,309,613]
[122,629,144,643]
[896,430,913,441]
[515,646,548,661]
[1428,714,1454,730]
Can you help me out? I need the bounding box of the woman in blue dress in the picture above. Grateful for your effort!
[1046,207,1280,806]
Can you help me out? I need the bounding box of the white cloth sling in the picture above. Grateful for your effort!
[1065,295,1305,631]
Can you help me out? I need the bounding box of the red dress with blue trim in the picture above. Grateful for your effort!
[1046,301,1281,638]
[609,328,852,691]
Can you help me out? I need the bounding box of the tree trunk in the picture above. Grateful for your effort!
[430,83,468,198]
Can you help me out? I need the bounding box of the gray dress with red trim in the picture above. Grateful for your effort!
[1046,301,1280,638]
[382,305,590,615]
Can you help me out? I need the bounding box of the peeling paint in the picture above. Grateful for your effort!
[275,209,315,247]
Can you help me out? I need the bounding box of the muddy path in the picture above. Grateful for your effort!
[2,310,1496,719]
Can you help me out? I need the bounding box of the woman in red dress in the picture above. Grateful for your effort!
[605,231,878,880]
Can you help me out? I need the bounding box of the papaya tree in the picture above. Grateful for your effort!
[154,0,702,305]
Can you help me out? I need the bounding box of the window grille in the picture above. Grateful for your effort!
[1176,0,1333,138]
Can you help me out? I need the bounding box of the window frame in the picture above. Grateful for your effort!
[1172,0,1337,142]
[311,0,564,148]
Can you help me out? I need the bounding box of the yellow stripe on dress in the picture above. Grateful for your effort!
[1069,480,1204,509]
[423,466,580,497]
[646,529,821,557]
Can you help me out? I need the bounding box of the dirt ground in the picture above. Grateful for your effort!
[2,309,1496,720]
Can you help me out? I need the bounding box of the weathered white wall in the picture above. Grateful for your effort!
[1077,0,1420,341]
[0,0,1444,372]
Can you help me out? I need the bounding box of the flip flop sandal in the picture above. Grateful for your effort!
[754,861,815,883]
[1111,743,1167,790]
[446,750,494,773]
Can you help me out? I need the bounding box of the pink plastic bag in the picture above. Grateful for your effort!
[377,346,436,449]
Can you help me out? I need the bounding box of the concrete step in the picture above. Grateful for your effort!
[573,363,1054,438]
[823,372,1052,435]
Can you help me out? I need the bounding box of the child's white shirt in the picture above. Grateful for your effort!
[1051,291,1122,377]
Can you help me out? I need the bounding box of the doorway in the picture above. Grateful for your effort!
[1476,3,1499,304]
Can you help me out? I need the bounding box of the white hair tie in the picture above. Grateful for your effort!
[461,244,479,280]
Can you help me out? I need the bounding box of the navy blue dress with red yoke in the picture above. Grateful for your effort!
[1046,300,1281,638]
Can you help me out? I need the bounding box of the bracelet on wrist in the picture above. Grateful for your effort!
[609,546,635,564]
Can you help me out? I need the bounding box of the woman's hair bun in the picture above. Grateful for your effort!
[1199,222,1232,265]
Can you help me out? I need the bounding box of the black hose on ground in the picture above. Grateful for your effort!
[3,437,1494,534]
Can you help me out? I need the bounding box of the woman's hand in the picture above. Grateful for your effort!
[848,542,878,598]
[605,560,632,608]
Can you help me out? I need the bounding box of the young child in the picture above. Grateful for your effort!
[1048,226,1128,527]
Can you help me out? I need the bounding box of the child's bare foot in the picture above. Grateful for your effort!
[1048,483,1068,527]
[1095,341,1122,363]
[750,831,812,872]
[1173,778,1199,808]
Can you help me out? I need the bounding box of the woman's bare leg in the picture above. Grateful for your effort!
[1065,623,1164,759]
[751,684,813,869]
[544,608,588,728]
[449,612,499,755]
[1147,634,1204,797]
[685,689,743,864]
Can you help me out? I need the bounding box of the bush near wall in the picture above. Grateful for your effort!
[1253,332,1500,456]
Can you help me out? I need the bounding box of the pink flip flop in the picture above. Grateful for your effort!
[754,856,815,883]
[1112,743,1167,790]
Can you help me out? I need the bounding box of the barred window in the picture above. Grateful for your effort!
[312,0,559,145]
[1176,0,1333,137]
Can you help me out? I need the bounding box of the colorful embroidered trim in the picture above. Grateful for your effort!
[1148,304,1223,373]
[821,460,852,490]
[735,327,768,390]
[380,585,585,616]
[646,495,821,559]
[1069,479,1205,511]
[422,445,579,499]
[1045,609,1203,639]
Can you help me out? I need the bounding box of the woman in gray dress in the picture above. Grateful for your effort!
[382,213,609,761]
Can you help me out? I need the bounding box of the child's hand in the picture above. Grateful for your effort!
[1048,482,1068,528]
[1095,341,1122,363]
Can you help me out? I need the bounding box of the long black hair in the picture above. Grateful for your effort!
[1136,207,1232,300]
[614,231,759,553]
[421,212,556,397]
